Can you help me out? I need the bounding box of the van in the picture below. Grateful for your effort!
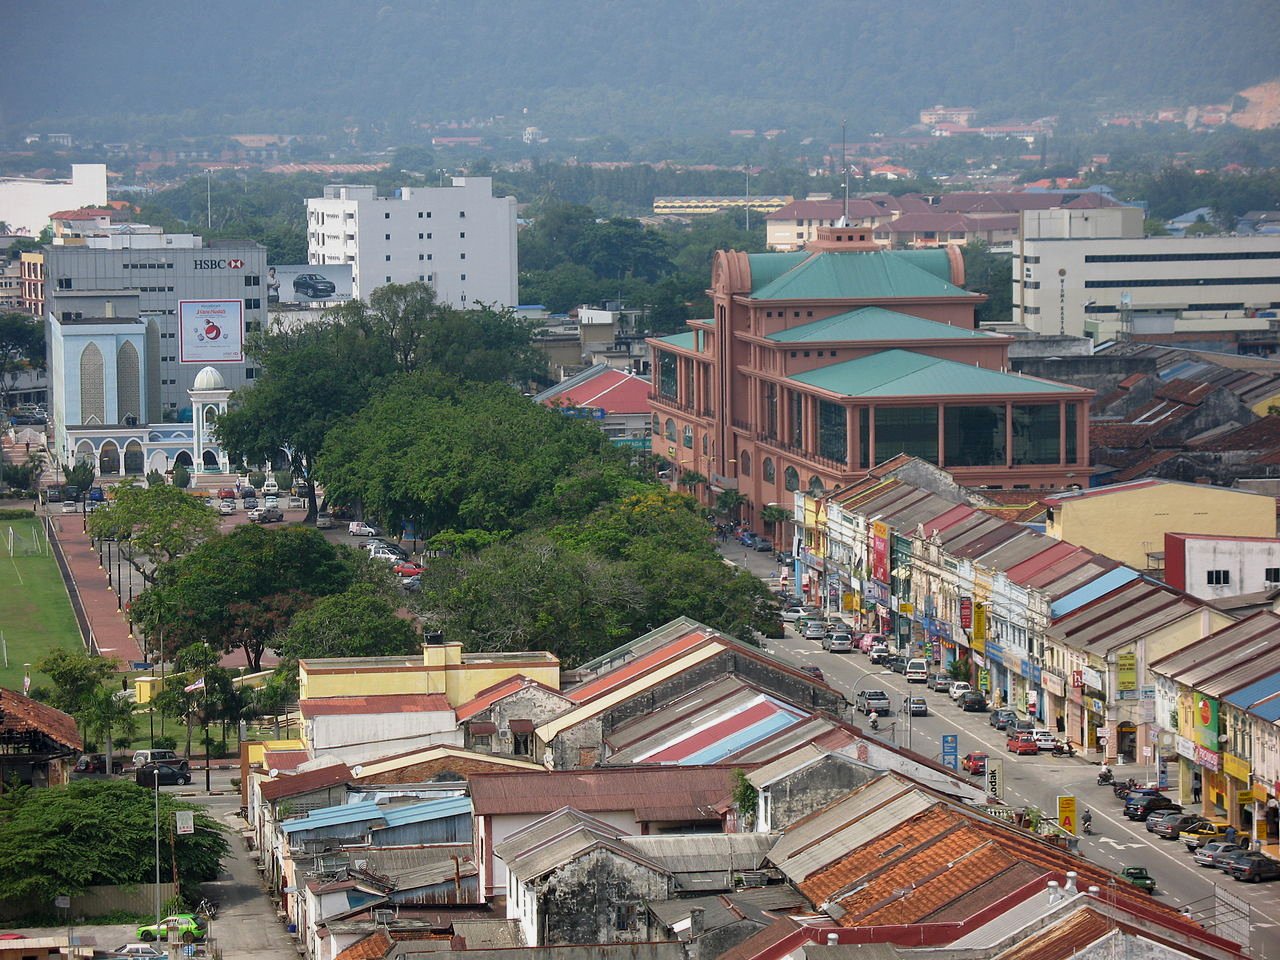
[262,477,279,494]
[858,632,887,654]
[905,658,929,682]
[132,748,187,770]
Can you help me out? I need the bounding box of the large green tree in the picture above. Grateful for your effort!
[0,312,44,413]
[85,481,219,587]
[135,525,357,670]
[34,650,120,741]
[0,779,227,902]
[278,585,419,661]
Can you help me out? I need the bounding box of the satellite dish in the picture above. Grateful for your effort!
[352,765,364,777]
[268,768,279,777]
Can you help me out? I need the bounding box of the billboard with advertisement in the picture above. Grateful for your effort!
[1193,693,1220,751]
[266,264,353,303]
[871,521,890,582]
[179,299,244,363]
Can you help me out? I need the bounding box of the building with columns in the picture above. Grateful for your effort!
[647,226,1092,525]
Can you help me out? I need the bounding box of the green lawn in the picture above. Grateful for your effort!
[0,517,85,691]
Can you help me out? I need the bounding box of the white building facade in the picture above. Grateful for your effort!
[1014,207,1280,338]
[306,177,517,306]
[0,164,108,235]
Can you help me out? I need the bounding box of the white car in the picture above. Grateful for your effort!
[218,500,236,515]
[262,478,279,494]
[1030,729,1058,751]
[112,945,165,959]
[263,495,279,509]
[288,496,305,510]
[948,681,973,701]
[349,521,378,536]
[61,500,78,513]
[369,546,402,562]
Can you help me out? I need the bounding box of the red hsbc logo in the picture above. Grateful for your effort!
[228,258,244,269]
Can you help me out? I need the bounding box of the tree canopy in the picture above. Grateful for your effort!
[85,481,220,587]
[0,313,44,413]
[278,585,419,661]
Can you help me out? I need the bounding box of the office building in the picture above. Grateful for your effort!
[306,177,517,305]
[0,164,107,235]
[1014,207,1280,338]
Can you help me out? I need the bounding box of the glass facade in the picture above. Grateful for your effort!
[943,405,1006,467]
[788,391,803,448]
[818,401,848,464]
[763,382,778,440]
[858,408,869,469]
[658,352,677,398]
[1065,404,1077,462]
[763,457,775,482]
[1013,404,1060,465]
[784,466,799,491]
[875,406,938,464]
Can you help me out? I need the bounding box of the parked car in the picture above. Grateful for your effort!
[1215,847,1257,875]
[263,495,279,508]
[393,561,425,577]
[905,695,928,716]
[218,500,235,515]
[1145,809,1186,834]
[135,762,191,787]
[857,633,889,654]
[242,496,258,510]
[369,546,403,562]
[1153,814,1204,839]
[1029,730,1057,751]
[961,751,988,774]
[1125,795,1181,821]
[855,689,891,715]
[61,500,78,513]
[239,486,257,499]
[1181,821,1230,850]
[822,632,854,653]
[294,273,337,298]
[799,665,825,682]
[774,550,795,565]
[884,655,908,674]
[1007,734,1039,755]
[737,530,757,547]
[136,915,205,943]
[365,539,408,559]
[1011,719,1035,736]
[131,749,187,769]
[802,620,829,640]
[111,945,166,959]
[905,658,929,682]
[780,605,818,623]
[261,477,280,494]
[1194,841,1244,868]
[959,691,989,712]
[217,487,236,500]
[868,644,891,665]
[1226,852,1280,882]
[349,521,379,536]
[314,513,335,529]
[287,496,305,510]
[948,681,973,701]
[989,708,1017,730]
[87,486,106,502]
[399,574,421,592]
[72,753,124,777]
[250,506,283,523]
[753,537,774,552]
[1120,866,1156,893]
[927,673,953,693]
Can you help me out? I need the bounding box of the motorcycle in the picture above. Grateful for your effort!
[1051,741,1076,758]
[1097,769,1115,786]
[1082,814,1093,835]
[1113,778,1138,800]
[869,715,880,731]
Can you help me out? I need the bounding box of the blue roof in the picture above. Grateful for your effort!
[1224,675,1280,721]
[680,711,801,765]
[377,795,472,828]
[281,799,385,834]
[1051,567,1142,620]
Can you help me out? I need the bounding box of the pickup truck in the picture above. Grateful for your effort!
[855,689,891,715]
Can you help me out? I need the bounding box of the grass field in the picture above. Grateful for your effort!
[0,516,84,691]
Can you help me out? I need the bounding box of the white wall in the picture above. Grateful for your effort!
[1177,538,1280,600]
[0,164,108,235]
[307,710,462,754]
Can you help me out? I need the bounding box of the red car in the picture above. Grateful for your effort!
[961,751,988,774]
[1006,734,1039,755]
[393,561,424,578]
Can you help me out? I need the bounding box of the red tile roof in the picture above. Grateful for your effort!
[260,749,310,773]
[543,368,652,415]
[259,762,352,802]
[48,208,114,220]
[298,694,451,718]
[469,766,736,822]
[334,931,390,960]
[1191,415,1280,452]
[0,687,81,751]
[1088,421,1160,447]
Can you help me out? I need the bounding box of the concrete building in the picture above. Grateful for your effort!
[1014,206,1280,338]
[648,226,1093,525]
[306,177,517,305]
[534,365,652,451]
[0,164,107,235]
[1041,479,1278,571]
[1164,532,1280,602]
[43,234,267,420]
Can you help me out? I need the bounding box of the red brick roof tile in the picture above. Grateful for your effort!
[334,931,391,960]
[0,687,81,751]
[1191,415,1280,452]
[259,762,352,802]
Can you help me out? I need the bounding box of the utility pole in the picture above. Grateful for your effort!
[842,119,849,224]
[744,167,750,232]
[206,169,213,231]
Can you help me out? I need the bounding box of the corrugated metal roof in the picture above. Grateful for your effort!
[1050,567,1141,619]
[624,833,775,874]
[789,349,1076,398]
[729,718,853,765]
[507,828,656,882]
[679,708,805,766]
[281,800,385,834]
[470,766,734,821]
[747,743,827,789]
[749,250,970,301]
[567,631,716,703]
[607,676,756,752]
[766,306,990,343]
[973,531,1048,571]
[950,892,1088,948]
[376,795,472,828]
[493,808,621,866]
[1155,615,1280,690]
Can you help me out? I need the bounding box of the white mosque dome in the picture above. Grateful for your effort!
[193,366,226,390]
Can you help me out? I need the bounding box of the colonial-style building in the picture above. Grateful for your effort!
[648,227,1092,525]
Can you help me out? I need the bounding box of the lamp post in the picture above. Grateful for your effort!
[154,767,161,933]
[203,640,212,794]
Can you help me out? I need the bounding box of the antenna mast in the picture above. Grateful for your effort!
[842,119,849,224]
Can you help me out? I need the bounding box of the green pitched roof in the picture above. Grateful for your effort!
[789,349,1076,398]
[766,306,991,343]
[749,250,976,302]
[746,252,809,291]
[654,331,697,351]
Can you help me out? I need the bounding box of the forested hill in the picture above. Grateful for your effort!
[9,0,1279,142]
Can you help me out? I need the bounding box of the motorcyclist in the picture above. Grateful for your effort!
[868,710,880,731]
[1082,809,1093,834]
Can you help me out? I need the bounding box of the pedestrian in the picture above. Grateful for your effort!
[1192,772,1202,803]
[1224,824,1237,845]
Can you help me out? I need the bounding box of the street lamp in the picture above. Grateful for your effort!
[154,767,161,933]
[203,640,212,794]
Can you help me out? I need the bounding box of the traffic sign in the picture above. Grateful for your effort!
[986,759,1004,800]
[1057,795,1078,836]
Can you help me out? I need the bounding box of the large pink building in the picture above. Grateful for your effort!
[647,227,1092,524]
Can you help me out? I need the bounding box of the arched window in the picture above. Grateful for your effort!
[80,342,105,425]
[784,466,800,491]
[701,433,708,454]
[665,418,677,442]
[99,441,120,475]
[682,426,694,448]
[652,415,660,436]
[116,341,141,424]
[763,458,775,483]
[740,451,752,477]
[808,475,826,497]
[123,440,145,475]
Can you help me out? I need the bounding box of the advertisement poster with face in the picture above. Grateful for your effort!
[179,299,244,363]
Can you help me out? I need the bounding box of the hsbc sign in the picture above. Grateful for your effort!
[193,258,244,270]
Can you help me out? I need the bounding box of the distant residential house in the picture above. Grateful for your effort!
[300,693,461,764]
[0,687,81,787]
[455,676,573,760]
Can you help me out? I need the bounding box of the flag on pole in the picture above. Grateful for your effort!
[184,677,205,693]
[23,672,31,696]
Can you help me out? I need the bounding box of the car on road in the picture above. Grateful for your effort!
[884,655,907,674]
[855,689,891,715]
[961,751,988,774]
[1194,841,1244,868]
[1226,852,1280,882]
[288,496,305,510]
[927,673,952,693]
[61,500,78,513]
[905,658,929,682]
[1006,734,1039,755]
[315,513,335,529]
[905,695,928,716]
[802,620,828,640]
[1181,821,1230,850]
[135,762,191,787]
[780,605,819,623]
[1124,795,1181,821]
[393,561,425,577]
[948,681,972,701]
[1153,814,1204,839]
[857,633,888,654]
[263,495,279,508]
[1120,866,1156,893]
[72,753,124,777]
[294,272,338,298]
[989,708,1017,730]
[738,531,757,547]
[131,749,187,769]
[1029,730,1057,751]
[822,632,854,653]
[868,644,891,665]
[349,521,379,536]
[959,691,989,712]
[1146,810,1186,834]
[249,505,284,523]
[218,499,236,515]
[136,914,205,944]
[753,537,774,552]
[799,665,825,682]
[111,944,166,959]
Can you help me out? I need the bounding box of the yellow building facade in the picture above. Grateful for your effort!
[298,642,561,706]
[1042,480,1277,570]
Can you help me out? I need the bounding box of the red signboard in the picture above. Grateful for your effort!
[959,597,973,629]
[1071,670,1083,689]
[872,521,890,584]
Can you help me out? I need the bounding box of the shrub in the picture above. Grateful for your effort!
[152,735,178,751]
[172,464,190,489]
[248,471,266,489]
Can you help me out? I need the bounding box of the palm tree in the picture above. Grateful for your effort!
[678,470,707,491]
[81,686,137,765]
[760,504,790,534]
[715,490,747,523]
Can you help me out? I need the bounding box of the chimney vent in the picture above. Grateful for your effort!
[1064,871,1078,893]
[1046,880,1060,904]
[826,934,838,946]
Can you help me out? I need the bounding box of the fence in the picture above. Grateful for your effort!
[0,881,176,920]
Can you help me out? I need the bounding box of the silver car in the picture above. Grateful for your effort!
[1194,841,1242,868]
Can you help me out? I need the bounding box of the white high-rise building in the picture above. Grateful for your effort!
[0,163,108,236]
[306,177,517,306]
